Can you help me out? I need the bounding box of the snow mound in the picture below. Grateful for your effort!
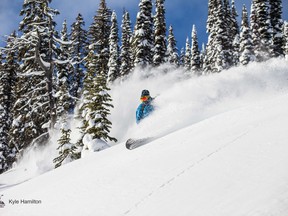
[81,134,110,158]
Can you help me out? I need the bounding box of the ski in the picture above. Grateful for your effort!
[125,137,155,150]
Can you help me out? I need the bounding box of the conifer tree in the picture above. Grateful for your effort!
[199,43,206,71]
[55,20,80,165]
[231,0,240,66]
[120,11,133,78]
[252,0,272,61]
[132,0,154,67]
[10,0,59,150]
[0,35,18,173]
[53,114,75,168]
[224,0,239,49]
[206,0,219,70]
[231,0,240,38]
[206,0,217,34]
[250,1,260,61]
[270,0,284,57]
[184,37,191,71]
[223,0,233,36]
[80,46,117,148]
[239,5,255,65]
[166,25,179,66]
[88,0,112,78]
[56,20,74,119]
[70,13,87,105]
[284,21,288,59]
[179,47,185,67]
[0,56,10,174]
[203,41,213,72]
[190,25,201,73]
[205,0,230,72]
[232,34,240,66]
[108,11,120,83]
[153,0,167,66]
[0,54,10,173]
[222,0,234,68]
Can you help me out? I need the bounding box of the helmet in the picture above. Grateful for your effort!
[141,89,150,97]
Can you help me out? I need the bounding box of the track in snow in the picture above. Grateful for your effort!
[123,130,250,215]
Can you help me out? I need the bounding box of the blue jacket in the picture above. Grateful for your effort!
[136,98,154,124]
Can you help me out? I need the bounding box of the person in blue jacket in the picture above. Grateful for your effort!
[136,90,154,124]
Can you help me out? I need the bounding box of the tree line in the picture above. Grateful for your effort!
[0,0,287,173]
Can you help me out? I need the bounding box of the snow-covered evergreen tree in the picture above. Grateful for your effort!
[166,25,179,66]
[230,0,240,38]
[120,11,133,78]
[70,13,87,107]
[222,0,234,68]
[79,46,117,150]
[215,0,228,71]
[224,0,239,51]
[53,114,75,168]
[10,0,59,150]
[239,5,255,65]
[223,0,233,36]
[108,11,120,83]
[88,0,112,78]
[204,0,217,72]
[203,41,212,72]
[153,0,167,66]
[231,0,240,66]
[132,0,154,67]
[199,43,206,71]
[251,0,272,61]
[232,34,240,66]
[55,21,81,164]
[250,1,260,61]
[284,21,288,59]
[204,0,231,72]
[0,54,10,174]
[190,25,201,73]
[179,47,185,67]
[56,20,74,119]
[270,0,284,57]
[206,0,217,34]
[184,37,191,71]
[0,34,18,173]
[205,0,231,72]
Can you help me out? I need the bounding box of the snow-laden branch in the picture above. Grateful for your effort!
[35,31,50,72]
[54,59,71,65]
[40,56,51,68]
[53,36,74,45]
[18,70,45,77]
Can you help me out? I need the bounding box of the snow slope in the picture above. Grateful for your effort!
[1,59,288,216]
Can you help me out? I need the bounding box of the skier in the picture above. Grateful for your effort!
[136,90,154,124]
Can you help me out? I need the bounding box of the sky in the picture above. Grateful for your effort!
[0,0,288,49]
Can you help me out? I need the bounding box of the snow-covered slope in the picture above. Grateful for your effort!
[1,59,288,216]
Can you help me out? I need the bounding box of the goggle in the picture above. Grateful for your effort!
[140,96,149,102]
